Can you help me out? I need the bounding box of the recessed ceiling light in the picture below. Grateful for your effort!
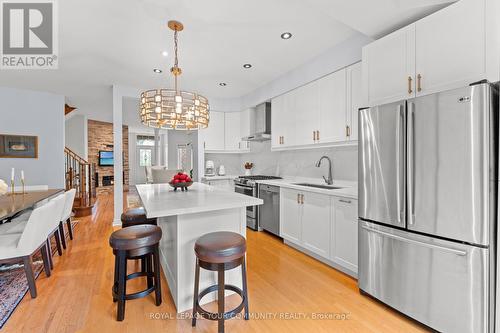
[153,68,162,73]
[161,51,168,57]
[243,64,252,69]
[219,82,227,86]
[280,32,292,40]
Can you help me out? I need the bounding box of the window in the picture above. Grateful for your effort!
[136,135,155,146]
[139,149,152,167]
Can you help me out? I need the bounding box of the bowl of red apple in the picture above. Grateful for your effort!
[169,172,193,191]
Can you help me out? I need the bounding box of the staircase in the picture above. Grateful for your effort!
[65,147,96,217]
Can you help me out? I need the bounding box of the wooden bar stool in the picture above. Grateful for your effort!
[109,225,162,321]
[192,231,249,333]
[120,207,157,228]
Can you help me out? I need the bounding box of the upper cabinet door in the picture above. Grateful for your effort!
[347,62,362,141]
[271,95,285,148]
[224,112,241,151]
[318,69,347,143]
[239,108,251,150]
[203,111,225,151]
[415,0,485,96]
[294,81,320,146]
[281,90,297,147]
[362,24,416,106]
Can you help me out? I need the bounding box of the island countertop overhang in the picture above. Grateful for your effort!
[136,182,263,218]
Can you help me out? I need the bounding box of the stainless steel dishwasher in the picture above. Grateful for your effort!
[258,184,280,236]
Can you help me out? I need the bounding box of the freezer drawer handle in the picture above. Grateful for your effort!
[361,226,467,256]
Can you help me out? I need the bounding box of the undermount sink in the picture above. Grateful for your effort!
[293,183,344,190]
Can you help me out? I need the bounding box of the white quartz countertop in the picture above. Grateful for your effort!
[136,182,263,218]
[201,175,237,181]
[255,177,358,199]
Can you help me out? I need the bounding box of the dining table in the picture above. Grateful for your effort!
[0,189,64,222]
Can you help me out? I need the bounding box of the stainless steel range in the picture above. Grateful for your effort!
[234,175,282,230]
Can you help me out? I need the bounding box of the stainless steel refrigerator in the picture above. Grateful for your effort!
[358,82,498,333]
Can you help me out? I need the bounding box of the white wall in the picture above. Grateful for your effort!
[0,86,65,188]
[65,114,88,159]
[206,141,358,181]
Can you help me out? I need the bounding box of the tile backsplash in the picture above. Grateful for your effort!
[206,141,357,181]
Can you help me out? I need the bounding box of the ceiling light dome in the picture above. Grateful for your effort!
[140,20,209,130]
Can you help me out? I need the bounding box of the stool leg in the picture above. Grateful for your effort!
[54,230,63,256]
[140,256,146,274]
[242,256,249,320]
[153,246,162,306]
[59,221,66,250]
[66,217,74,240]
[113,254,119,302]
[146,255,153,289]
[217,268,225,333]
[46,239,54,270]
[191,258,200,327]
[117,250,127,321]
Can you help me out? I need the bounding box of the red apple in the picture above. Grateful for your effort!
[173,179,180,184]
[180,174,187,180]
[186,177,192,182]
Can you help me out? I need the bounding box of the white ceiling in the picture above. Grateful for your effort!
[0,0,455,125]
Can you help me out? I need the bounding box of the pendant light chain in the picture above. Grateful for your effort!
[173,29,179,92]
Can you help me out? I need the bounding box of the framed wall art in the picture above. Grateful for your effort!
[0,134,38,158]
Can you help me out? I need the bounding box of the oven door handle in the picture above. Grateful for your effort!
[234,184,254,191]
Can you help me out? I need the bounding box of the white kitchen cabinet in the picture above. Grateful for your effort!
[271,94,285,149]
[203,111,225,151]
[347,62,362,141]
[362,0,499,106]
[295,80,320,146]
[280,188,302,243]
[301,191,331,258]
[317,68,347,144]
[362,24,416,106]
[415,0,486,96]
[224,112,241,151]
[331,197,358,273]
[239,109,251,151]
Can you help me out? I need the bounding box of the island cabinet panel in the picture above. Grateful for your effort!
[301,192,331,258]
[331,197,358,273]
[280,188,302,243]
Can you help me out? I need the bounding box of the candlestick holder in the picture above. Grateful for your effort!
[10,180,14,195]
[21,179,25,194]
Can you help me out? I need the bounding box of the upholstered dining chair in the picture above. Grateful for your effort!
[151,168,181,184]
[46,195,66,262]
[0,201,55,298]
[58,188,76,249]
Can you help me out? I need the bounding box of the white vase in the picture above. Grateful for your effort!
[244,169,251,176]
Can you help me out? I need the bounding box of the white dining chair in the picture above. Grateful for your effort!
[59,188,76,249]
[0,202,54,298]
[47,194,66,258]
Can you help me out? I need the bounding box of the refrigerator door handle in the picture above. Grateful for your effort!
[407,102,415,225]
[360,225,467,256]
[396,104,405,224]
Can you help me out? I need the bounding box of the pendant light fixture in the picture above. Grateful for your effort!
[140,20,209,130]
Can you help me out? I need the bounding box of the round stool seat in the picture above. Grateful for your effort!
[120,207,157,228]
[110,225,162,251]
[195,231,246,264]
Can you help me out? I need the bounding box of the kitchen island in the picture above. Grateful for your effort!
[136,182,262,313]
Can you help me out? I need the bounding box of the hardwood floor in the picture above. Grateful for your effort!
[3,194,430,333]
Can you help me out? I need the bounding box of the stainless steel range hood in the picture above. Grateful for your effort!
[242,102,271,142]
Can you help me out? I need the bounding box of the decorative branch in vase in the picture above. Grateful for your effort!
[244,162,254,176]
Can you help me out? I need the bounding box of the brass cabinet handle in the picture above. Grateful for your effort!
[301,194,304,204]
[316,131,320,141]
[408,76,413,94]
[346,125,350,137]
[238,142,241,149]
[313,131,316,142]
[417,74,422,92]
[297,193,300,204]
[339,199,352,204]
[282,136,284,145]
